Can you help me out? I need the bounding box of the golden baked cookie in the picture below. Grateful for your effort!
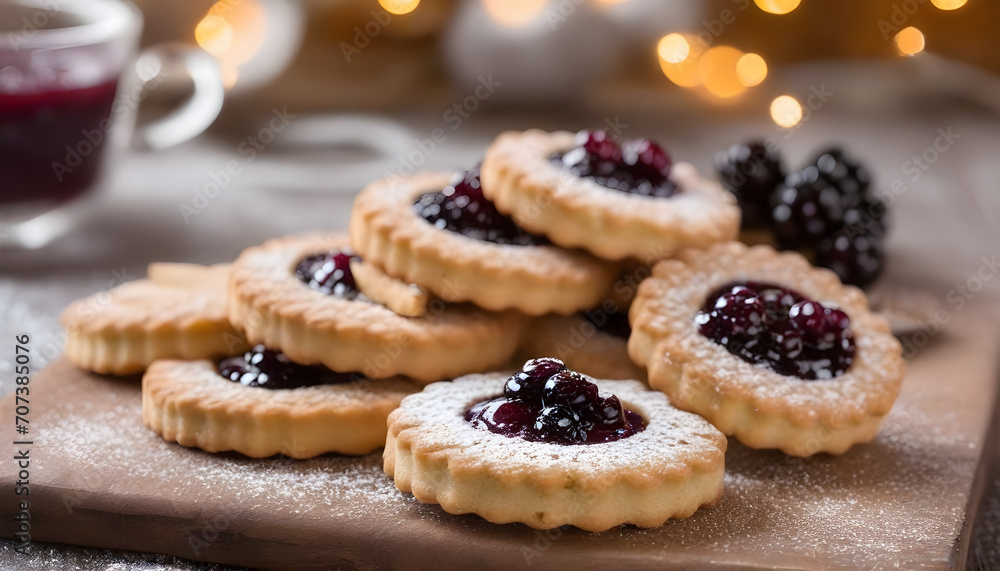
[61,263,249,375]
[517,313,645,381]
[628,242,905,456]
[228,232,525,384]
[142,352,421,458]
[384,359,726,532]
[480,129,740,262]
[348,167,622,316]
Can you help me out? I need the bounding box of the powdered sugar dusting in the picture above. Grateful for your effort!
[35,402,421,520]
[390,374,727,479]
[598,402,976,567]
[27,350,987,568]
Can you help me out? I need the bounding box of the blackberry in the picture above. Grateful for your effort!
[842,197,889,238]
[533,405,590,444]
[715,141,784,228]
[813,147,871,208]
[770,166,845,249]
[815,228,884,288]
[504,357,566,403]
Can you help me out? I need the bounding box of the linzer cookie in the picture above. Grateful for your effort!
[142,347,421,458]
[480,129,740,261]
[628,242,905,456]
[61,263,248,375]
[227,232,525,384]
[384,359,726,532]
[348,167,622,316]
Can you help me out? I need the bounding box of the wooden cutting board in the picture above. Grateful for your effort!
[1,302,998,570]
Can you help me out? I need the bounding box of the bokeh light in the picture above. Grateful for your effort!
[194,15,233,56]
[483,0,547,27]
[736,53,767,86]
[378,0,420,15]
[894,26,925,56]
[699,45,746,98]
[754,0,801,15]
[657,33,689,64]
[930,0,967,9]
[657,33,703,88]
[770,95,803,128]
[194,0,267,89]
[220,63,239,89]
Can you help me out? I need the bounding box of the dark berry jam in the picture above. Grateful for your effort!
[0,79,119,207]
[550,130,678,198]
[218,345,359,390]
[466,358,645,445]
[695,281,855,380]
[295,250,359,298]
[413,166,544,246]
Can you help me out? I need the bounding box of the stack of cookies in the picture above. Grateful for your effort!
[61,128,904,532]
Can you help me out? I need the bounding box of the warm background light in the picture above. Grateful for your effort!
[753,0,802,15]
[194,0,267,89]
[894,26,925,56]
[770,95,803,127]
[194,15,233,56]
[378,0,421,15]
[657,33,702,88]
[930,0,967,10]
[736,52,767,86]
[482,0,546,27]
[698,45,746,98]
[657,33,689,64]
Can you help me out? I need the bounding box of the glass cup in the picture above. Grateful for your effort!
[0,0,224,249]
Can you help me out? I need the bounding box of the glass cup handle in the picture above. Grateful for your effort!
[131,43,225,150]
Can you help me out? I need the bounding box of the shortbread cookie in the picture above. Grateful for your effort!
[143,348,421,457]
[517,313,645,381]
[480,129,740,261]
[228,232,525,383]
[628,242,905,456]
[349,167,621,316]
[385,358,726,532]
[62,263,248,375]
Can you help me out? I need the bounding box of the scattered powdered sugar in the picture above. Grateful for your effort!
[31,372,981,568]
[391,374,726,479]
[599,402,977,567]
[34,402,420,521]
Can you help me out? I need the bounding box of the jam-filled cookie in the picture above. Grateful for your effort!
[628,242,905,456]
[480,129,740,261]
[62,263,249,375]
[384,358,726,532]
[348,167,621,316]
[142,346,421,457]
[228,233,525,384]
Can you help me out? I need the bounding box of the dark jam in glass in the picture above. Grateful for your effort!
[0,79,119,206]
